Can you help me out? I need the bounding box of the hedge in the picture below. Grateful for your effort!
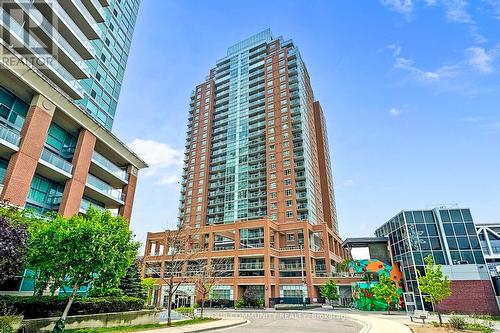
[0,296,144,319]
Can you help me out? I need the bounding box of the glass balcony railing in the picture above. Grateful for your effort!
[48,0,96,55]
[16,0,88,72]
[80,197,105,212]
[86,174,125,202]
[40,147,73,174]
[0,123,21,146]
[0,8,84,96]
[91,151,129,182]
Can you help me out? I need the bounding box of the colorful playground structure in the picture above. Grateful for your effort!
[349,259,404,311]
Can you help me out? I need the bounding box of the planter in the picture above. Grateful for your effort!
[21,310,160,332]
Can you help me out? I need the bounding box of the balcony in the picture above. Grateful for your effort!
[58,0,100,39]
[0,123,21,153]
[11,0,89,79]
[34,0,96,59]
[0,7,84,99]
[79,197,106,214]
[90,151,129,186]
[85,174,125,205]
[239,262,264,270]
[38,147,73,181]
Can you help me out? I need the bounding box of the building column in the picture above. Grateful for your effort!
[233,226,240,302]
[58,129,96,217]
[302,226,314,300]
[118,165,138,222]
[0,95,55,206]
[263,220,272,307]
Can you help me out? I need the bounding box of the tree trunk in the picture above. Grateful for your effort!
[61,284,79,321]
[436,303,442,326]
[201,297,205,319]
[167,292,173,326]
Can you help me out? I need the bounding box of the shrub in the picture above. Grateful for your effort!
[257,299,265,308]
[448,315,466,330]
[88,287,124,297]
[175,307,195,318]
[235,299,245,308]
[0,296,144,319]
[466,322,493,333]
[0,316,22,333]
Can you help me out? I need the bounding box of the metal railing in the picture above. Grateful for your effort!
[239,262,264,270]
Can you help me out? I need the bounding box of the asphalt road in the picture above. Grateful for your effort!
[208,310,363,333]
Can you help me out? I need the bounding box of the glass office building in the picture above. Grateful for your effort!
[375,208,493,312]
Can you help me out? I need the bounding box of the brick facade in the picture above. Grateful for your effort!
[0,95,55,206]
[59,129,97,217]
[438,280,499,315]
[118,165,138,222]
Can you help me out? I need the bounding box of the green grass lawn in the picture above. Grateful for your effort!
[65,317,218,332]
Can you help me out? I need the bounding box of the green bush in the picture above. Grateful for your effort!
[88,287,124,298]
[448,315,466,330]
[235,299,245,308]
[0,296,143,319]
[175,307,195,318]
[0,316,22,333]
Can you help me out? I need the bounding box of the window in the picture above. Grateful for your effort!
[285,189,292,197]
[287,233,295,241]
[286,211,293,218]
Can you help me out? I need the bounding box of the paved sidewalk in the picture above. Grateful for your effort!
[134,318,247,333]
[298,309,411,333]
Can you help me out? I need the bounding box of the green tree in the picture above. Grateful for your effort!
[320,280,340,309]
[140,278,156,305]
[119,260,146,299]
[0,206,32,284]
[26,208,139,332]
[417,254,451,326]
[372,274,399,314]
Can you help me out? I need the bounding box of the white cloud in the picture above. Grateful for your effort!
[489,0,500,20]
[387,44,401,57]
[381,0,414,14]
[394,56,460,81]
[467,47,495,74]
[127,139,183,186]
[389,107,402,116]
[443,0,472,23]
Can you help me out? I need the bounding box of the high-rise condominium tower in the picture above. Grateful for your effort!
[0,0,146,292]
[143,30,347,308]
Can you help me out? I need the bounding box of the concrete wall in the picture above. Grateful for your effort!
[22,310,160,332]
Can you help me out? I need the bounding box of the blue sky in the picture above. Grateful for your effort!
[112,0,500,250]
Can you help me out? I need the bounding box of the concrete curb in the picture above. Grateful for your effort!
[179,319,249,333]
[138,318,249,333]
